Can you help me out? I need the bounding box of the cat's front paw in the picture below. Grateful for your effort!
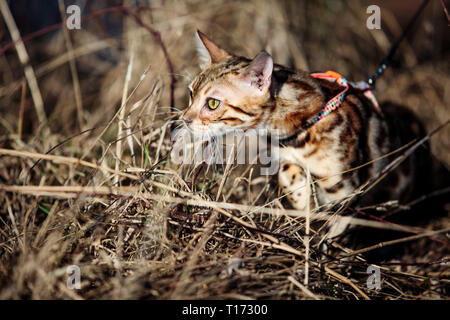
[278,163,312,210]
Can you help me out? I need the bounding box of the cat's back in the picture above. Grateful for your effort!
[378,102,432,201]
[311,76,430,205]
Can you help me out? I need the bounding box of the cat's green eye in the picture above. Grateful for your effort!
[207,98,220,110]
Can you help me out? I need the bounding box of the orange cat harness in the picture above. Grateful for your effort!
[306,71,383,129]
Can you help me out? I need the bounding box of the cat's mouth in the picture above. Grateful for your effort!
[187,123,214,132]
[181,115,213,131]
[182,117,192,126]
[181,117,210,132]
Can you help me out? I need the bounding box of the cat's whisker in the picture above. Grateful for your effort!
[157,106,184,113]
[163,119,184,128]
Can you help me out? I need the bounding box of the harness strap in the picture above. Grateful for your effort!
[306,71,382,129]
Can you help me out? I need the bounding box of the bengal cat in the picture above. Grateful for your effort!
[181,31,429,237]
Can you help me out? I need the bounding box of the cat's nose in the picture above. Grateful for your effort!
[183,117,193,125]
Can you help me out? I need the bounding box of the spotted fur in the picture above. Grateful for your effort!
[183,31,429,231]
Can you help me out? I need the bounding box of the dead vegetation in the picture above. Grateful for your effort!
[0,0,449,300]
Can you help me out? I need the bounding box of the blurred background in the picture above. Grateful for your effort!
[1,0,449,166]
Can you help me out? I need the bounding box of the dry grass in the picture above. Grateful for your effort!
[0,0,448,300]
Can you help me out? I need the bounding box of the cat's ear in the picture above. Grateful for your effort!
[240,52,273,93]
[195,30,232,69]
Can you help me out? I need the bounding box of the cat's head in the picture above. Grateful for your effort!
[182,31,273,133]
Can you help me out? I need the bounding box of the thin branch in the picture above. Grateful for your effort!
[339,228,450,259]
[349,119,450,206]
[114,45,135,186]
[440,0,450,26]
[122,8,176,111]
[0,181,426,233]
[0,0,46,124]
[57,0,84,131]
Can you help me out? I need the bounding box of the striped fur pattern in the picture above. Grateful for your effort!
[183,31,428,227]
